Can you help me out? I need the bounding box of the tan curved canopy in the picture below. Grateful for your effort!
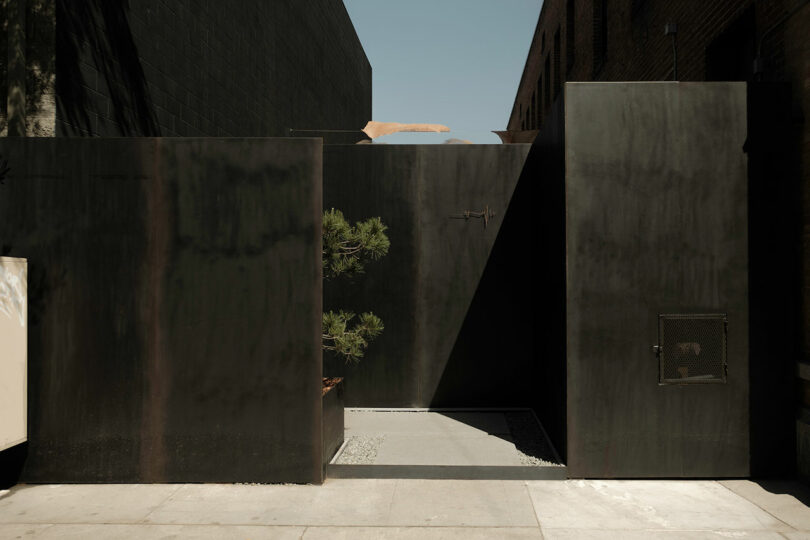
[362,121,450,139]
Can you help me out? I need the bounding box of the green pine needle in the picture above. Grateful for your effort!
[322,209,389,364]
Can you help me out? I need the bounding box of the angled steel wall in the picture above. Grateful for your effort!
[323,145,533,408]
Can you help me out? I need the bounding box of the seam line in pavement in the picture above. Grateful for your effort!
[538,528,804,533]
[384,478,399,525]
[716,481,797,531]
[138,483,185,524]
[524,480,545,536]
[0,522,562,528]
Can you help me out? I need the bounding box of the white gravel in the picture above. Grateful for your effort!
[505,411,564,467]
[334,435,386,464]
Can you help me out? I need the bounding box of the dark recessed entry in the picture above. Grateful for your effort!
[658,314,728,384]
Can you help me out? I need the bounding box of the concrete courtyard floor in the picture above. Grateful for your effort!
[2,479,810,539]
[329,410,565,479]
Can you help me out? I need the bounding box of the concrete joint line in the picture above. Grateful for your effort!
[138,483,184,524]
[716,482,796,532]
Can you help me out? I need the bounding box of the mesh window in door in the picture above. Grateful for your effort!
[658,314,727,384]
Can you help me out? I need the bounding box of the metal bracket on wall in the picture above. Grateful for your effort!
[450,205,496,228]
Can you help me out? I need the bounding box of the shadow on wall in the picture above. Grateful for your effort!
[0,443,27,489]
[0,0,56,135]
[56,0,159,135]
[430,96,567,460]
[429,143,542,409]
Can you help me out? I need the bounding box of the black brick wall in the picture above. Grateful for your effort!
[54,0,371,143]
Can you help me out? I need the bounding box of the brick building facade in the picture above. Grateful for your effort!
[508,0,807,131]
[508,0,810,478]
[1,0,371,142]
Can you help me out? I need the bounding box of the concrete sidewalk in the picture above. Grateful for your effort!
[1,479,810,539]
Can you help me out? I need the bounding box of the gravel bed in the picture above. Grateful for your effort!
[505,411,563,467]
[334,435,385,464]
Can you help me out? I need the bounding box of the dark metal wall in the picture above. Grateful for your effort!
[322,145,532,408]
[564,82,750,477]
[0,137,323,483]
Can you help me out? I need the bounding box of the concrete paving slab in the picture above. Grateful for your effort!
[0,484,181,524]
[386,480,538,527]
[2,480,808,538]
[302,526,544,539]
[526,480,792,532]
[541,530,786,539]
[374,433,524,466]
[0,524,52,538]
[144,480,398,526]
[345,410,511,436]
[720,480,810,531]
[0,524,305,539]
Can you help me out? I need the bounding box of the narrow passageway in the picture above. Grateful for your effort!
[329,409,565,479]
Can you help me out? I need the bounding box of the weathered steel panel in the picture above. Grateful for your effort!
[323,145,532,408]
[0,137,323,483]
[565,82,749,477]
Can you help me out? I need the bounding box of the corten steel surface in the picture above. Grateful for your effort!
[322,145,531,408]
[564,82,749,478]
[0,257,27,452]
[322,379,345,476]
[0,138,323,484]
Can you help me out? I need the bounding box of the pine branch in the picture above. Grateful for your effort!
[323,208,390,280]
[322,310,384,364]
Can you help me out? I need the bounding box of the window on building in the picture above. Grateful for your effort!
[531,91,536,129]
[566,0,575,73]
[541,31,546,54]
[528,102,533,130]
[544,56,551,113]
[537,77,543,127]
[593,0,608,76]
[554,27,562,98]
[520,104,524,130]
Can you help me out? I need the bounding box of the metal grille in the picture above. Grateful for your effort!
[658,314,727,384]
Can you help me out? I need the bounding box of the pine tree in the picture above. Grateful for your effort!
[322,209,389,364]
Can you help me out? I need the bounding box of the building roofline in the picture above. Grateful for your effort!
[507,2,547,128]
[339,0,372,74]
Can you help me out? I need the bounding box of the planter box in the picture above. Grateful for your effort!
[322,377,345,474]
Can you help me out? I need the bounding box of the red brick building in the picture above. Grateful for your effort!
[508,0,810,478]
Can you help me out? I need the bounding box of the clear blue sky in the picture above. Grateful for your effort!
[343,0,542,144]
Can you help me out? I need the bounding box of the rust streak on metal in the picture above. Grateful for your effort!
[139,140,170,481]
